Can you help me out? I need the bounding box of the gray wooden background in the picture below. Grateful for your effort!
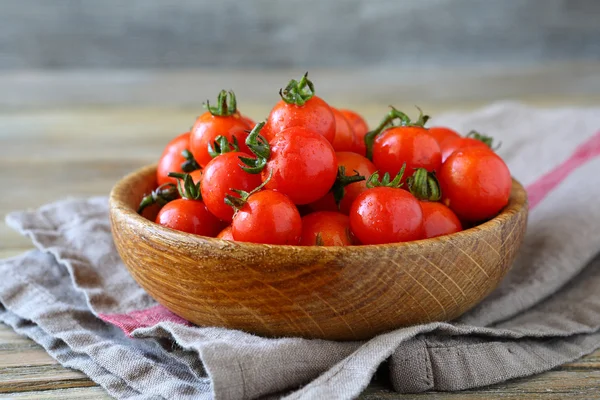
[1,0,599,70]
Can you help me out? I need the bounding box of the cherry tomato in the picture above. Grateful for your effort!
[155,199,222,237]
[308,152,377,214]
[438,148,512,222]
[300,211,356,246]
[339,109,369,156]
[263,126,337,205]
[217,226,234,240]
[189,112,251,168]
[427,127,461,148]
[420,202,462,239]
[331,108,356,152]
[263,95,336,144]
[157,132,191,186]
[201,152,262,222]
[238,114,256,129]
[440,136,492,162]
[232,190,302,245]
[350,187,424,245]
[372,126,442,180]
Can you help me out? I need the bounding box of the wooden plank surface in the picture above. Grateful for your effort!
[1,68,600,399]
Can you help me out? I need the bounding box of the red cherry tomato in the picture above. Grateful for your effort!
[438,148,512,222]
[190,112,251,168]
[308,152,377,214]
[239,114,255,129]
[157,132,191,186]
[372,126,442,180]
[263,96,336,144]
[232,190,302,245]
[440,136,491,162]
[427,127,461,148]
[300,211,356,246]
[155,199,222,237]
[217,226,234,240]
[420,202,462,239]
[263,126,337,205]
[349,187,424,244]
[339,109,369,156]
[201,152,262,222]
[331,108,356,152]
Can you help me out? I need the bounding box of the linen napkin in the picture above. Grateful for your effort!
[2,102,600,400]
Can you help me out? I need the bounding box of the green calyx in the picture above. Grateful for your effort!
[180,149,201,172]
[224,170,272,211]
[407,168,441,201]
[364,106,431,160]
[466,130,500,150]
[331,166,366,208]
[168,172,202,200]
[208,135,240,158]
[137,183,178,214]
[279,72,315,106]
[238,121,270,174]
[204,90,238,117]
[366,163,406,189]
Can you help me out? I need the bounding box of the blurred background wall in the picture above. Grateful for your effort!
[1,0,599,70]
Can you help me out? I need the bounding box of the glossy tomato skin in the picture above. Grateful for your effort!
[331,108,356,152]
[440,136,491,162]
[239,114,255,129]
[189,112,252,168]
[157,132,191,186]
[427,127,461,149]
[155,199,222,237]
[339,109,369,156]
[201,152,262,222]
[217,226,234,240]
[420,202,462,239]
[308,152,377,214]
[349,188,424,245]
[264,126,337,205]
[232,190,302,245]
[438,148,512,222]
[263,96,336,144]
[300,211,356,246]
[372,126,442,180]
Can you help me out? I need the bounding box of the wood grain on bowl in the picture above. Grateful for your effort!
[109,164,528,341]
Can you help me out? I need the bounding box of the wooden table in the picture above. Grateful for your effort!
[1,66,600,399]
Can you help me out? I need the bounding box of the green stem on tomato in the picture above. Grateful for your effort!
[180,149,201,172]
[207,135,240,158]
[238,121,270,174]
[167,172,202,200]
[137,183,178,214]
[204,90,238,117]
[331,166,366,208]
[407,168,441,201]
[225,170,273,211]
[279,72,315,106]
[366,163,407,189]
[364,106,431,160]
[466,130,501,150]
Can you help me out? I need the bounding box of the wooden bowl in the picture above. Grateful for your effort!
[109,164,528,341]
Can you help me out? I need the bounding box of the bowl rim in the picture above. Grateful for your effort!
[109,163,528,253]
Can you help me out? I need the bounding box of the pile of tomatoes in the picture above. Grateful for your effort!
[139,73,512,246]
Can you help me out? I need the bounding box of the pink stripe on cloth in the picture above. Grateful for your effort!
[99,305,191,336]
[526,131,600,210]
